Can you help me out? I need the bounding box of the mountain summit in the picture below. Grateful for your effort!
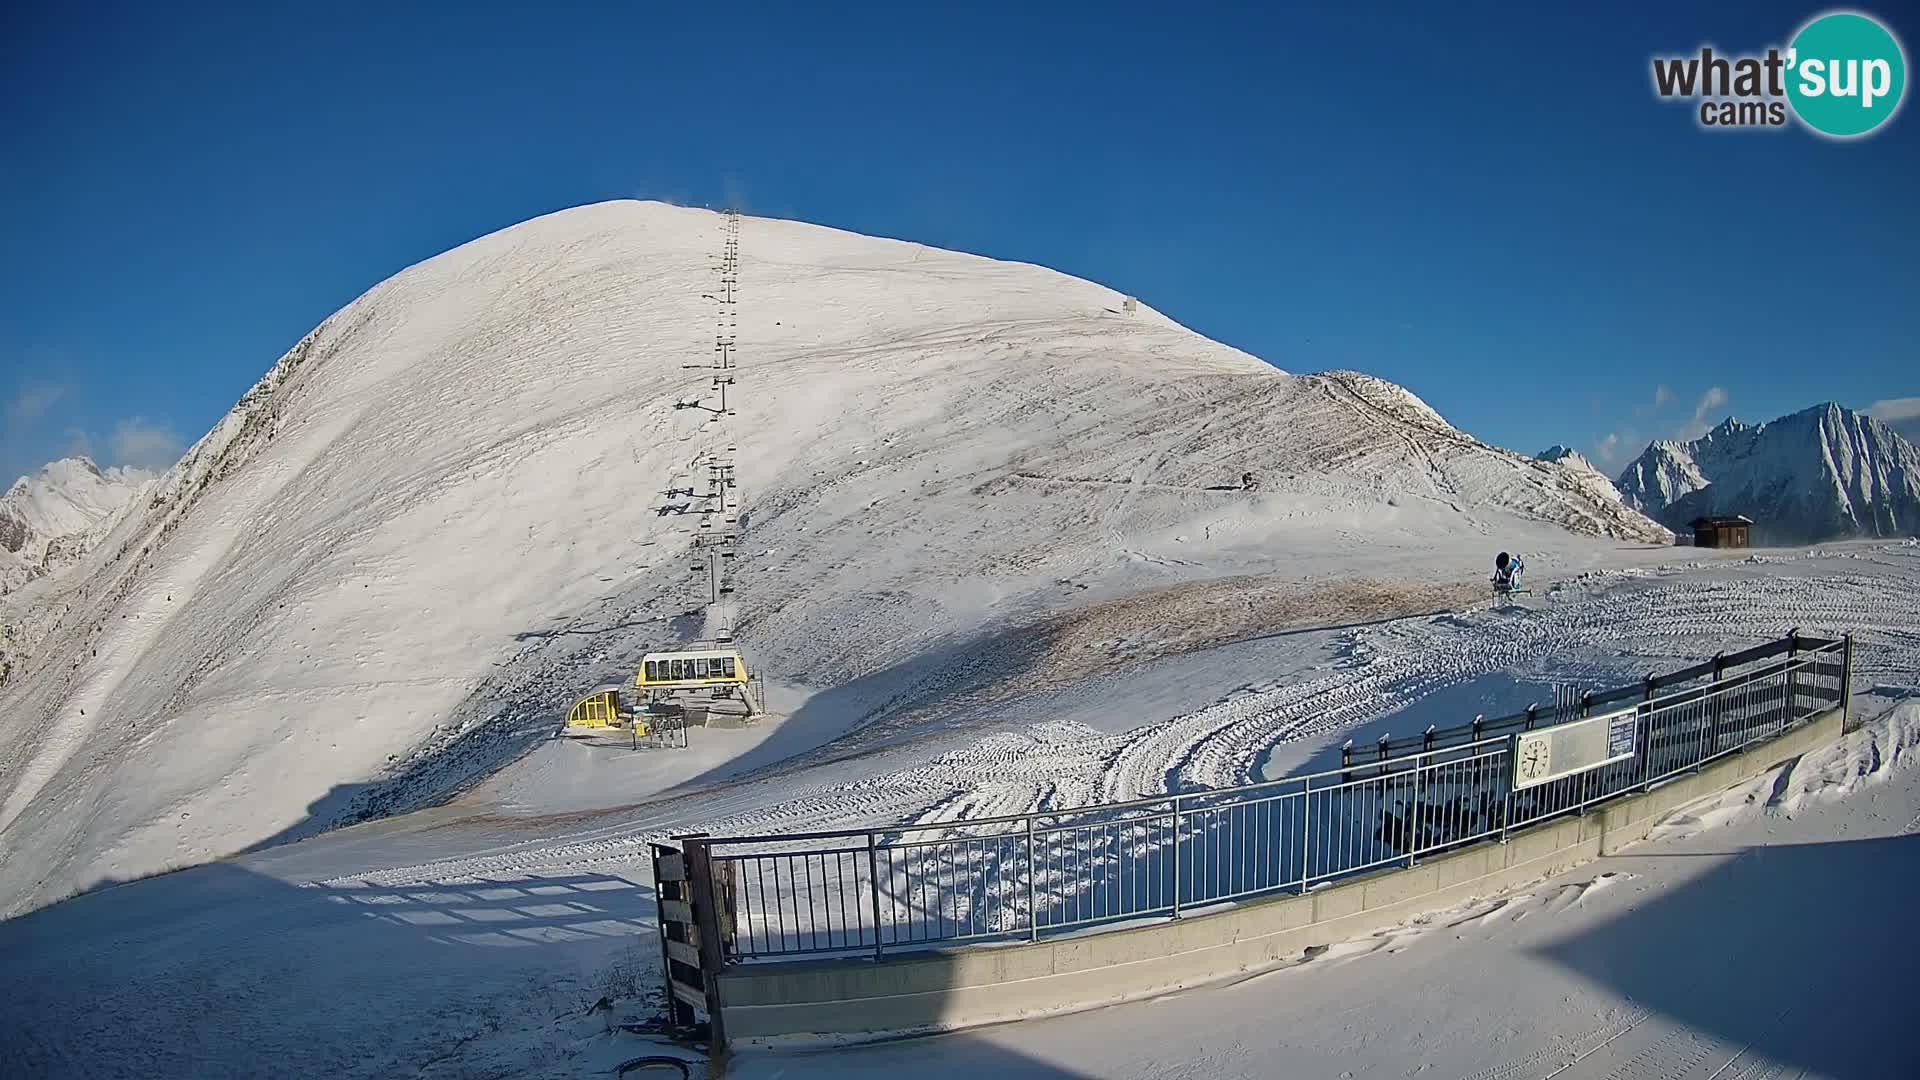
[0,456,154,597]
[1537,445,1601,474]
[0,201,1666,912]
[1616,403,1920,543]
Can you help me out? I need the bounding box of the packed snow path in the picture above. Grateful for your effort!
[310,544,1920,892]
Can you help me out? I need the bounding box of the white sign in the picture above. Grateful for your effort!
[1512,707,1640,791]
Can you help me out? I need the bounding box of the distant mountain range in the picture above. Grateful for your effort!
[1,457,154,597]
[1614,403,1920,544]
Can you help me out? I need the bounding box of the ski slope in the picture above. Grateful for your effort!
[0,201,1669,915]
[298,541,1920,893]
[1,547,1915,1080]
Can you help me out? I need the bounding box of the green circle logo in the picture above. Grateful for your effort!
[1787,11,1907,137]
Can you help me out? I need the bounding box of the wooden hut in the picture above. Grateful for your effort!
[1690,515,1753,548]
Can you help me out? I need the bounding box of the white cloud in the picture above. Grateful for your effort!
[1673,386,1730,441]
[1867,397,1920,422]
[1869,397,1920,442]
[1593,430,1638,469]
[108,418,186,470]
[1632,385,1677,418]
[1695,386,1728,419]
[4,382,65,428]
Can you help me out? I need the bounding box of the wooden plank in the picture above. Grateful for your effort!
[670,978,708,1010]
[683,837,730,1048]
[660,899,695,926]
[655,853,687,883]
[665,939,701,968]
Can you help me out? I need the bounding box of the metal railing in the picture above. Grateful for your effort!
[684,634,1850,962]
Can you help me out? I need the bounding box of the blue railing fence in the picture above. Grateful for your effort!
[677,633,1850,962]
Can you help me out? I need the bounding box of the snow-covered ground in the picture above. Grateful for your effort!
[3,203,1915,1078]
[288,541,1920,894]
[729,701,1920,1080]
[2,546,1916,1079]
[0,200,1678,916]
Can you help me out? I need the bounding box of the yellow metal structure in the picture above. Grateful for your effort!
[566,688,626,730]
[635,649,750,691]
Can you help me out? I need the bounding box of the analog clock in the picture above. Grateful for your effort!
[1517,736,1552,784]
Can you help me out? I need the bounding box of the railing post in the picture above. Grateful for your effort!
[1408,752,1421,866]
[1170,796,1183,919]
[866,831,883,961]
[1577,692,1593,811]
[1636,675,1654,790]
[1841,634,1855,731]
[1499,739,1513,843]
[1786,628,1801,725]
[1709,652,1725,757]
[1024,815,1038,942]
[1298,782,1312,894]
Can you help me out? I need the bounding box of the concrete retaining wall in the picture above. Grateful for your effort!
[717,707,1844,1043]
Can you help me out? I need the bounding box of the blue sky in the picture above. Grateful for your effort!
[2,1,1915,485]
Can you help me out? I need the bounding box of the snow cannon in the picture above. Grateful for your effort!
[1491,551,1527,597]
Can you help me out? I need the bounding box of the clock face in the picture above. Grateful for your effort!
[1517,736,1552,782]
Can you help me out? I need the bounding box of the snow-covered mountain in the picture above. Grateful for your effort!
[0,201,1668,914]
[1538,445,1599,475]
[1617,438,1712,512]
[1534,444,1634,510]
[0,457,154,598]
[1617,405,1920,543]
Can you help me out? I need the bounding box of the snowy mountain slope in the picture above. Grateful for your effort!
[1536,444,1631,509]
[0,200,1666,914]
[1538,444,1596,474]
[1617,405,1920,543]
[0,457,153,597]
[0,548,1914,1080]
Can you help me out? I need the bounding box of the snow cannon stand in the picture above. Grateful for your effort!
[1491,551,1531,602]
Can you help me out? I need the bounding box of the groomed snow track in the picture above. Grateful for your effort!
[317,545,1920,891]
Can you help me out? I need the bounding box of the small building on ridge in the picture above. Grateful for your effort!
[1690,515,1753,549]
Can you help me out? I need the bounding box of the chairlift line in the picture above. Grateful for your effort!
[571,209,762,740]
